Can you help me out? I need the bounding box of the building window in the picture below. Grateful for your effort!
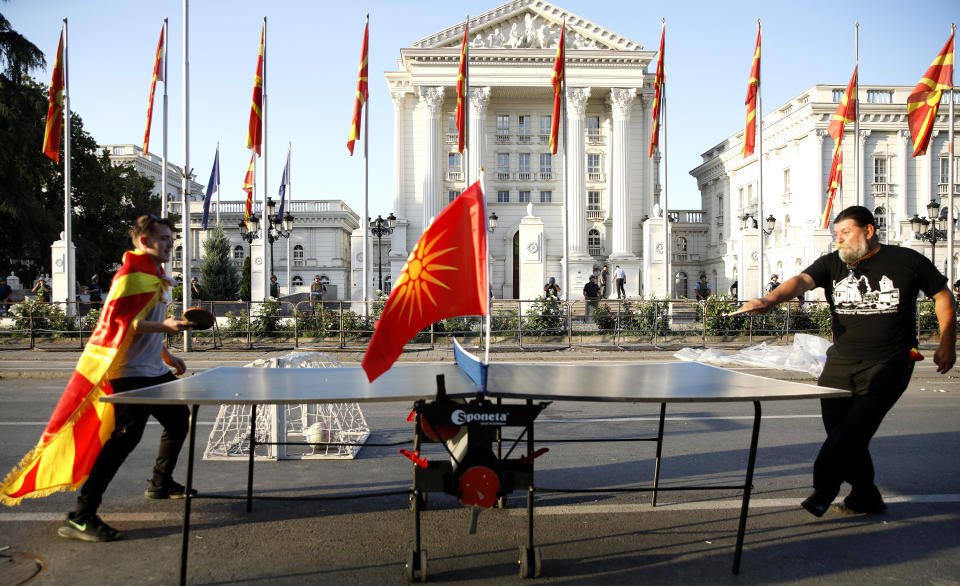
[233,245,244,260]
[497,190,510,203]
[496,114,510,143]
[113,146,124,155]
[586,115,601,143]
[783,168,791,194]
[517,114,531,143]
[747,183,755,205]
[293,244,304,266]
[446,115,457,143]
[517,153,531,180]
[588,229,601,256]
[175,246,182,262]
[874,157,887,184]
[866,89,893,104]
[539,153,552,180]
[587,190,601,210]
[449,190,459,203]
[292,275,303,286]
[940,157,959,195]
[831,89,844,103]
[540,190,552,203]
[675,271,688,298]
[587,153,602,182]
[497,153,510,180]
[447,153,463,180]
[874,207,886,228]
[519,190,531,203]
[539,115,551,143]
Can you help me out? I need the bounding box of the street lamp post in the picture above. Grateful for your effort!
[910,199,953,270]
[369,213,397,292]
[265,197,294,288]
[238,213,261,299]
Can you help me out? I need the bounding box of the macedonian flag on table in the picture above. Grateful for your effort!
[363,180,489,382]
[1,250,167,505]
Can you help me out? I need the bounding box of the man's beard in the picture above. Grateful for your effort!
[838,239,869,264]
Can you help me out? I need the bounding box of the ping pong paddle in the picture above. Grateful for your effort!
[184,307,215,330]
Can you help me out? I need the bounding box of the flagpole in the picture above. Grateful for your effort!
[662,18,669,299]
[756,19,765,300]
[161,17,168,221]
[948,23,956,290]
[215,142,220,226]
[481,170,491,366]
[286,142,292,294]
[261,16,270,300]
[854,22,860,208]
[181,0,192,351]
[362,14,370,308]
[464,15,470,186]
[561,19,569,305]
[62,18,75,315]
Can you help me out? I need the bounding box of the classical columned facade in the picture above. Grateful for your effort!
[384,1,658,300]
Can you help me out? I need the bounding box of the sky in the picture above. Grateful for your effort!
[5,0,957,217]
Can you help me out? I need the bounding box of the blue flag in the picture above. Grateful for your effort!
[277,148,290,221]
[201,146,220,229]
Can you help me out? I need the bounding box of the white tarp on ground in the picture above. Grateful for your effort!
[675,333,832,377]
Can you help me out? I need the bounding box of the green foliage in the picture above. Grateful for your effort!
[441,316,481,335]
[223,310,249,334]
[700,295,748,336]
[917,299,938,333]
[250,299,287,335]
[592,304,617,332]
[522,296,563,334]
[341,309,373,336]
[239,256,251,301]
[80,307,100,333]
[199,225,241,300]
[490,306,519,332]
[618,299,670,336]
[10,297,72,333]
[299,307,338,336]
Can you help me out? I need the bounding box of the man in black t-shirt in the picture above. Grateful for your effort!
[583,275,601,317]
[733,206,956,518]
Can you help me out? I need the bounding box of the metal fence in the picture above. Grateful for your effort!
[1,297,946,352]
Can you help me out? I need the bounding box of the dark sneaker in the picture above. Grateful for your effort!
[834,495,887,515]
[801,493,832,518]
[144,479,198,500]
[57,512,121,542]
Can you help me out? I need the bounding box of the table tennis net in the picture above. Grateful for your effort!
[202,352,370,460]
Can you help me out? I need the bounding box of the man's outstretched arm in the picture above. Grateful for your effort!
[730,273,816,315]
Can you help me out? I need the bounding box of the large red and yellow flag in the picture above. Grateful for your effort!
[907,32,954,157]
[1,250,166,505]
[649,22,664,157]
[242,152,255,226]
[549,25,565,155]
[822,146,843,229]
[828,67,857,141]
[347,18,369,156]
[362,180,489,382]
[742,24,761,158]
[142,24,165,154]
[455,21,469,154]
[42,30,65,163]
[246,23,265,155]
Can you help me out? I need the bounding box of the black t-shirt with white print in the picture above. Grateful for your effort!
[803,244,946,360]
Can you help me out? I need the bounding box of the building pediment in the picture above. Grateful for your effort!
[411,0,642,52]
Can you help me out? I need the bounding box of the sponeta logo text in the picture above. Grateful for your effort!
[451,409,509,425]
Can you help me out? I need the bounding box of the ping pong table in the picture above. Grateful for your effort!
[103,347,847,583]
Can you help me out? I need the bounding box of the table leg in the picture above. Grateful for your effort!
[179,404,199,586]
[247,404,256,513]
[732,401,762,574]
[652,402,666,507]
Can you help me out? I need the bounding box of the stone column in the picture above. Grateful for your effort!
[391,90,407,218]
[814,130,827,211]
[608,88,637,255]
[418,86,444,231]
[468,87,490,185]
[565,87,590,256]
[898,129,911,230]
[858,129,871,207]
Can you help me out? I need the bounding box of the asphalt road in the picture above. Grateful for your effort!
[1,362,959,585]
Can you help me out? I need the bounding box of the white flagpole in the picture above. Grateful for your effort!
[662,19,669,299]
[63,19,75,315]
[854,22,860,208]
[181,0,192,350]
[948,23,956,289]
[362,14,370,308]
[215,142,220,226]
[286,142,292,293]
[464,15,470,186]
[561,19,569,305]
[756,19,765,300]
[161,18,169,275]
[261,16,270,300]
[482,170,491,366]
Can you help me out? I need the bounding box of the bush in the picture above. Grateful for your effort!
[592,304,617,332]
[491,307,519,333]
[700,295,748,336]
[81,308,101,333]
[523,296,564,334]
[11,298,73,334]
[917,299,938,333]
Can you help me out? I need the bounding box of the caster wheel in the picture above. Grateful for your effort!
[406,549,427,582]
[518,546,541,578]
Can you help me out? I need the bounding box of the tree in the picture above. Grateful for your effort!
[0,13,46,85]
[199,225,240,300]
[240,255,251,301]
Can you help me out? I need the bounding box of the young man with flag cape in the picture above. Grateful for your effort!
[1,215,196,542]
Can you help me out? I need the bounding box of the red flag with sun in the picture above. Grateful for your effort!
[362,180,488,382]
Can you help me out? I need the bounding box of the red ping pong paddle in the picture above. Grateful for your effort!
[184,307,215,330]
